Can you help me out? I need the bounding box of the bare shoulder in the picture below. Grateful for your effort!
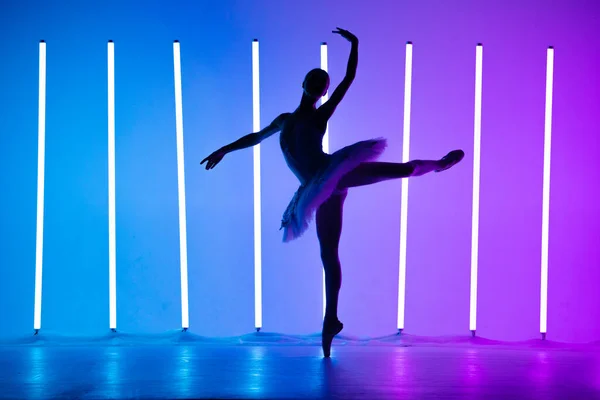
[274,112,292,127]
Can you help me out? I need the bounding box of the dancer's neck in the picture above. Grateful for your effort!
[299,94,318,111]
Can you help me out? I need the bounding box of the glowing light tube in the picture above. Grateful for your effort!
[173,40,190,329]
[470,44,483,333]
[33,40,46,332]
[320,42,329,318]
[540,46,554,338]
[252,39,263,330]
[108,40,117,330]
[321,42,329,154]
[397,41,413,331]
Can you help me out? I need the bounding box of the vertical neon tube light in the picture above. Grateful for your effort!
[397,41,413,331]
[173,40,189,330]
[320,42,329,318]
[108,40,117,331]
[470,44,483,334]
[33,40,46,332]
[540,46,554,339]
[321,42,329,153]
[252,39,263,331]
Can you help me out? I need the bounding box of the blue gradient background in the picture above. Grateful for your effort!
[0,0,598,342]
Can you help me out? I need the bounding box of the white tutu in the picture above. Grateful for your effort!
[280,137,387,242]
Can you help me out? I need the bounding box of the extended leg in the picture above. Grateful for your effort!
[338,149,464,189]
[316,191,347,357]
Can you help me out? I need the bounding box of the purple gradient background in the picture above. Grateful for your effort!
[0,0,598,342]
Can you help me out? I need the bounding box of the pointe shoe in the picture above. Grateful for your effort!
[322,320,344,358]
[435,149,465,172]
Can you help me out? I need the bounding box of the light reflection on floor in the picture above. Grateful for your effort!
[0,333,598,399]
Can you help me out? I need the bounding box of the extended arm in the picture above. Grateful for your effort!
[201,113,289,170]
[318,28,359,120]
[221,113,289,153]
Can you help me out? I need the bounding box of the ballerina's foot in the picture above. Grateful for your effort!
[435,149,465,172]
[322,319,344,358]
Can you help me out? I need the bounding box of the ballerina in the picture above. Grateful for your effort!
[201,27,464,357]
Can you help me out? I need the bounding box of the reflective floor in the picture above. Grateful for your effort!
[1,333,599,399]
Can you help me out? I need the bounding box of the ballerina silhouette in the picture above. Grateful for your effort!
[201,28,464,357]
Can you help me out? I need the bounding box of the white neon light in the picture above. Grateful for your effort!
[397,41,413,330]
[108,40,117,330]
[320,42,329,318]
[321,42,329,154]
[173,41,189,329]
[33,40,46,331]
[540,46,554,335]
[252,39,263,330]
[470,44,483,332]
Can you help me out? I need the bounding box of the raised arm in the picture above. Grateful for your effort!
[201,113,289,170]
[318,28,359,121]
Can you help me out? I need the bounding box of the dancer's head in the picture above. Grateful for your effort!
[302,68,330,100]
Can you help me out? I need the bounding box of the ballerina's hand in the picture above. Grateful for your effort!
[201,148,227,170]
[333,27,358,44]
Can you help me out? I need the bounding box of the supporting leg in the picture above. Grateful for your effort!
[316,191,347,357]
